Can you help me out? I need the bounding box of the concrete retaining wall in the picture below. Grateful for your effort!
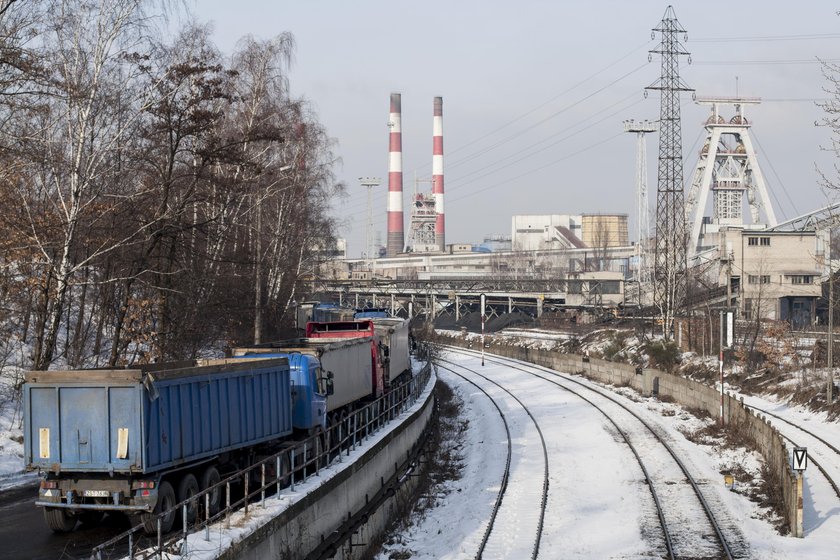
[218,373,437,559]
[441,336,803,536]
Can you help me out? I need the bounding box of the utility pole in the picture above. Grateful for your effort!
[829,225,835,403]
[646,6,693,340]
[359,177,382,273]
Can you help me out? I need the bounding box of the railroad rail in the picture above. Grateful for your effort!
[744,403,840,501]
[446,346,740,559]
[437,357,549,560]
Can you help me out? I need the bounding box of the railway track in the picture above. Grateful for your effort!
[444,346,743,559]
[744,402,840,501]
[437,358,549,560]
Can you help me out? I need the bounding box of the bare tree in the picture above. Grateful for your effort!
[2,0,164,369]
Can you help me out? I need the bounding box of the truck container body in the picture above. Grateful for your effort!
[304,321,383,398]
[230,352,327,432]
[305,320,375,338]
[311,303,356,323]
[233,337,378,412]
[372,317,411,385]
[24,358,293,475]
[354,308,389,319]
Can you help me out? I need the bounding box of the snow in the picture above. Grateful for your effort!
[0,366,32,490]
[136,360,438,560]
[378,348,840,559]
[3,336,840,558]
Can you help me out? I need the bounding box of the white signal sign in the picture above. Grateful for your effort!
[480,293,486,319]
[792,447,807,471]
[725,310,734,348]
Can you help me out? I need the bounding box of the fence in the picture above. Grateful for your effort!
[90,361,433,560]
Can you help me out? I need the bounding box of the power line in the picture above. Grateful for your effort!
[693,57,840,66]
[446,132,625,205]
[693,32,840,43]
[751,129,800,219]
[442,62,650,174]
[446,94,644,193]
[405,41,655,176]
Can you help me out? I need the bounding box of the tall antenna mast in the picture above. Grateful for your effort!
[646,5,693,338]
[624,119,658,294]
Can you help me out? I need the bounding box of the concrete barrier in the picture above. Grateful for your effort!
[439,335,804,537]
[217,370,437,559]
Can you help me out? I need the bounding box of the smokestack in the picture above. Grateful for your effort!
[432,96,445,251]
[386,93,404,257]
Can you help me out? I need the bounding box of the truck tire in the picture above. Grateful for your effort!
[177,474,199,525]
[141,480,176,535]
[200,466,222,516]
[44,507,76,532]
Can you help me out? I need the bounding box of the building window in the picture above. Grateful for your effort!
[761,237,770,246]
[790,275,812,285]
[748,275,770,284]
[748,237,758,246]
[748,236,770,246]
[743,298,753,320]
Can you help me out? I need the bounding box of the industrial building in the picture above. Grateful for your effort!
[511,214,628,252]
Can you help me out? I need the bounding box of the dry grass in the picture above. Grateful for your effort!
[371,379,466,559]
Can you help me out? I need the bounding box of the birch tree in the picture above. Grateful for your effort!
[3,0,161,369]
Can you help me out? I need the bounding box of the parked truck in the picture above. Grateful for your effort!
[25,332,406,535]
[370,317,412,386]
[23,357,329,534]
[232,336,382,413]
[305,318,410,388]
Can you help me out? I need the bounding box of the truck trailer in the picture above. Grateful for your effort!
[232,336,381,413]
[24,357,302,534]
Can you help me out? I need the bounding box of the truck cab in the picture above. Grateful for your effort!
[234,352,328,433]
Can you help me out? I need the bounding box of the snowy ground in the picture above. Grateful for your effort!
[378,348,840,560]
[0,368,32,490]
[3,338,840,558]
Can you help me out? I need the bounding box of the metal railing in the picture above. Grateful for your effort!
[90,361,433,560]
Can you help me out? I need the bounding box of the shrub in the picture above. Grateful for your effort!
[644,339,681,372]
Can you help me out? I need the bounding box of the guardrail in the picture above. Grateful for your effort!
[90,361,433,560]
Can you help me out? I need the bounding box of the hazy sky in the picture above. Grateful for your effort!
[197,1,840,257]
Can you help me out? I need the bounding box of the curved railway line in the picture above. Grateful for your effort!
[744,403,840,501]
[437,358,549,559]
[442,345,743,559]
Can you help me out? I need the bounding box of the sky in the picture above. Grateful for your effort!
[195,0,840,258]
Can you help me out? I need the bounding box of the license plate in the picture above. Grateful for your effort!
[83,490,110,497]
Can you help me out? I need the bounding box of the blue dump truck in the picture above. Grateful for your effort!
[23,357,331,534]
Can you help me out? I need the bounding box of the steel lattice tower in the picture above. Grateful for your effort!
[646,6,693,338]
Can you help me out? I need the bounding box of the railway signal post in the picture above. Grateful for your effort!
[481,293,486,366]
[719,309,734,425]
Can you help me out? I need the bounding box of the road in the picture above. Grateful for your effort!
[0,483,130,560]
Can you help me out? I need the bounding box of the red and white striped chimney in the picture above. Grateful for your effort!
[387,93,404,257]
[432,96,445,251]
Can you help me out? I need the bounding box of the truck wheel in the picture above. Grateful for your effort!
[44,507,76,532]
[177,474,200,525]
[140,480,176,535]
[199,466,221,516]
